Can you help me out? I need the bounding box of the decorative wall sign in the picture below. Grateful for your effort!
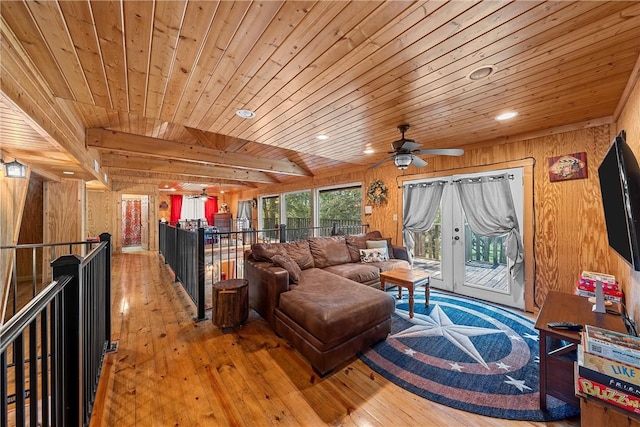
[367,179,388,206]
[548,152,587,182]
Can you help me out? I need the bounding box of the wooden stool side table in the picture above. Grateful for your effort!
[212,279,249,329]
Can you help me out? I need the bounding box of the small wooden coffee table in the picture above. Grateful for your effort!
[380,268,430,318]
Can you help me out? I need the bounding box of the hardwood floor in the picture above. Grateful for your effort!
[90,251,580,427]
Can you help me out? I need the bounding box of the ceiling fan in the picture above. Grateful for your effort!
[188,188,210,200]
[369,124,464,170]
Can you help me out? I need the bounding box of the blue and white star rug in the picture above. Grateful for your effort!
[359,290,580,421]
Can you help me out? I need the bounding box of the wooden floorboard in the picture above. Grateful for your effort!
[89,251,580,427]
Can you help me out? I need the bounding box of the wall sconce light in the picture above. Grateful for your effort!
[1,159,27,178]
[159,201,169,209]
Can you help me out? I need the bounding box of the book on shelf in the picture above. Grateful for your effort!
[580,270,617,287]
[578,363,640,397]
[575,288,623,303]
[578,344,640,387]
[583,325,640,368]
[577,280,622,294]
[576,376,640,414]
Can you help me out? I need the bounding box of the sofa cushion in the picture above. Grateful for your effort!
[251,242,282,262]
[278,268,395,347]
[281,240,315,270]
[251,241,314,270]
[345,231,385,262]
[271,253,302,283]
[308,236,351,269]
[360,248,389,263]
[323,262,380,284]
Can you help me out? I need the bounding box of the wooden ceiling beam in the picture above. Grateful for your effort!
[108,168,254,188]
[101,152,278,184]
[87,128,310,176]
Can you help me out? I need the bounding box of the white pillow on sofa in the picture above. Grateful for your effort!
[366,239,395,259]
[359,247,389,263]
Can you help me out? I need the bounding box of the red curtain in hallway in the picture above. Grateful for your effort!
[170,195,183,225]
[204,196,218,226]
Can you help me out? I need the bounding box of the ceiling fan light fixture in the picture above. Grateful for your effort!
[394,154,413,170]
[236,109,256,119]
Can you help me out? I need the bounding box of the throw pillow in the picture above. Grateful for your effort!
[271,253,302,283]
[366,238,396,259]
[251,243,282,262]
[359,247,389,263]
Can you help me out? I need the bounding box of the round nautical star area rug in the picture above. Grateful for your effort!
[359,290,580,421]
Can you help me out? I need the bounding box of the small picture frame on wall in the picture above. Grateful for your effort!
[548,152,588,182]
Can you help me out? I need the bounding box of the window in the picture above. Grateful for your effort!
[260,195,279,239]
[284,190,312,240]
[317,185,362,235]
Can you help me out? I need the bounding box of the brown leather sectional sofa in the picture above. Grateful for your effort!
[245,231,410,375]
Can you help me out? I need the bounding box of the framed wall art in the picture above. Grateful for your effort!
[548,152,588,182]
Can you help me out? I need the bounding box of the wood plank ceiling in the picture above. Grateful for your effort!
[1,1,639,193]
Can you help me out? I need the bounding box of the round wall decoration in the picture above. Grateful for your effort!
[367,179,388,206]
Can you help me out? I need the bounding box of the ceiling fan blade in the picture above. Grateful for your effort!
[413,148,464,156]
[411,156,428,168]
[368,155,395,169]
[396,140,421,152]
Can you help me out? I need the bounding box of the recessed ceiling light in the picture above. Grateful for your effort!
[62,171,74,175]
[236,109,256,119]
[363,148,374,154]
[467,65,496,81]
[316,134,329,140]
[495,111,518,121]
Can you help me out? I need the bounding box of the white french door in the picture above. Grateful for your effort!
[412,167,524,309]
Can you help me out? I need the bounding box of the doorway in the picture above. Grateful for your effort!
[409,167,524,309]
[121,195,149,250]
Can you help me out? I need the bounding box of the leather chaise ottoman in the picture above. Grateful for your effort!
[274,268,395,376]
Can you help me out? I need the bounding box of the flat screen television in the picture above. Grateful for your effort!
[598,130,640,271]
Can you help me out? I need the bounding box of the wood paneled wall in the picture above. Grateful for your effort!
[16,176,43,280]
[42,179,85,282]
[0,166,31,322]
[614,70,640,323]
[253,124,620,313]
[86,183,159,253]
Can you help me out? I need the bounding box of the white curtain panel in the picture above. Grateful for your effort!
[454,174,524,278]
[180,197,205,221]
[402,181,446,263]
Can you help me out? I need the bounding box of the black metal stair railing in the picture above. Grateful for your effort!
[0,233,112,427]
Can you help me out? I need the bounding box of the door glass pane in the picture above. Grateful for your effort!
[463,220,509,292]
[412,205,443,280]
[318,186,362,236]
[284,191,311,241]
